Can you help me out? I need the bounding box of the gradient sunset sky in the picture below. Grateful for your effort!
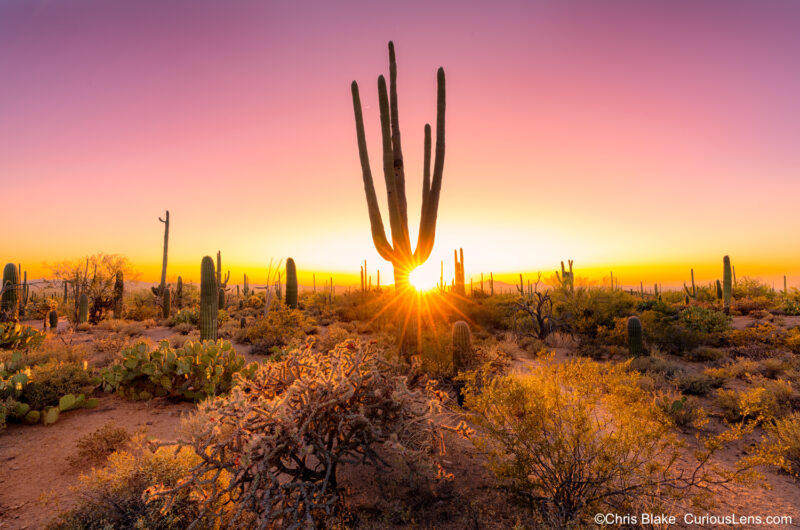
[3,0,800,288]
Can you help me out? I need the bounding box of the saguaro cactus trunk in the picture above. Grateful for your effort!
[351,42,446,291]
[153,211,169,298]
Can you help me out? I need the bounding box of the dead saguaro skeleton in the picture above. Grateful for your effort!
[351,41,446,291]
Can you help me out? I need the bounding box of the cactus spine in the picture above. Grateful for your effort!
[627,316,644,357]
[176,276,183,309]
[1,263,19,321]
[113,271,124,319]
[78,293,89,323]
[162,287,171,318]
[285,258,298,309]
[351,42,446,290]
[200,256,218,341]
[723,255,732,315]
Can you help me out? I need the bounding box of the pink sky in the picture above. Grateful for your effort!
[3,0,800,287]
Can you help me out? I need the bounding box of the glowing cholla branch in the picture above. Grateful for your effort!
[351,41,445,291]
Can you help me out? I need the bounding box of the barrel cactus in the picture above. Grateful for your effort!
[1,263,19,321]
[200,256,218,341]
[723,255,732,315]
[285,258,298,309]
[78,293,89,323]
[48,310,58,330]
[627,316,644,357]
[162,287,171,319]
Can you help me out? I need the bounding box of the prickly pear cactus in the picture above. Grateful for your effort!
[627,315,644,357]
[78,293,89,323]
[1,263,19,321]
[285,258,298,309]
[452,320,472,372]
[200,256,218,341]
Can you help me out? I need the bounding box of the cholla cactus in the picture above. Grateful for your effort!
[200,256,218,341]
[627,316,644,357]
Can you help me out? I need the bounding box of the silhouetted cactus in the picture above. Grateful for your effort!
[200,256,218,341]
[285,258,298,309]
[78,293,89,323]
[162,287,171,319]
[1,263,19,321]
[400,315,418,361]
[454,249,465,295]
[351,42,446,290]
[716,279,722,300]
[723,255,732,315]
[216,251,230,309]
[49,310,58,330]
[113,271,124,319]
[152,211,169,299]
[627,316,644,357]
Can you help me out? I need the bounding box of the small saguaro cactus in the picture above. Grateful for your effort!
[200,256,219,341]
[716,279,723,300]
[285,258,298,309]
[113,271,124,319]
[216,251,230,310]
[452,320,472,372]
[78,293,89,323]
[1,263,19,322]
[454,249,465,295]
[176,276,183,309]
[162,287,171,319]
[48,309,58,330]
[723,255,732,315]
[627,316,644,357]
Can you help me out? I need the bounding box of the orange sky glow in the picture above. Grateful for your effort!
[3,0,800,289]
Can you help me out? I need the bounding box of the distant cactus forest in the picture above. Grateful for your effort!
[4,33,800,530]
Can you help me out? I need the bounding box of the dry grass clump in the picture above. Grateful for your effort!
[68,421,133,468]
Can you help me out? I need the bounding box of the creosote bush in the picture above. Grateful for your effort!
[149,339,451,528]
[461,356,779,525]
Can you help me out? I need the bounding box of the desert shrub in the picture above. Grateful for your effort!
[733,296,773,316]
[767,412,800,476]
[595,316,628,347]
[727,322,787,348]
[69,421,133,468]
[150,339,448,528]
[100,340,256,401]
[781,296,800,316]
[244,304,315,351]
[0,322,45,350]
[627,355,683,380]
[4,337,86,366]
[654,391,704,429]
[760,357,792,379]
[686,346,727,363]
[172,322,193,335]
[677,372,723,396]
[95,319,126,333]
[51,439,224,530]
[124,290,158,321]
[19,360,95,410]
[638,310,705,355]
[119,321,146,337]
[784,327,800,354]
[554,288,635,339]
[170,308,198,326]
[716,379,793,423]
[461,357,767,525]
[316,322,355,353]
[679,306,730,334]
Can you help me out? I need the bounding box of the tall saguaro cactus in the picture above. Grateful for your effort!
[351,42,446,290]
[200,256,218,341]
[216,251,230,310]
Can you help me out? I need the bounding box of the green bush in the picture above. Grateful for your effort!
[767,412,800,476]
[679,306,730,334]
[100,340,256,401]
[243,304,316,351]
